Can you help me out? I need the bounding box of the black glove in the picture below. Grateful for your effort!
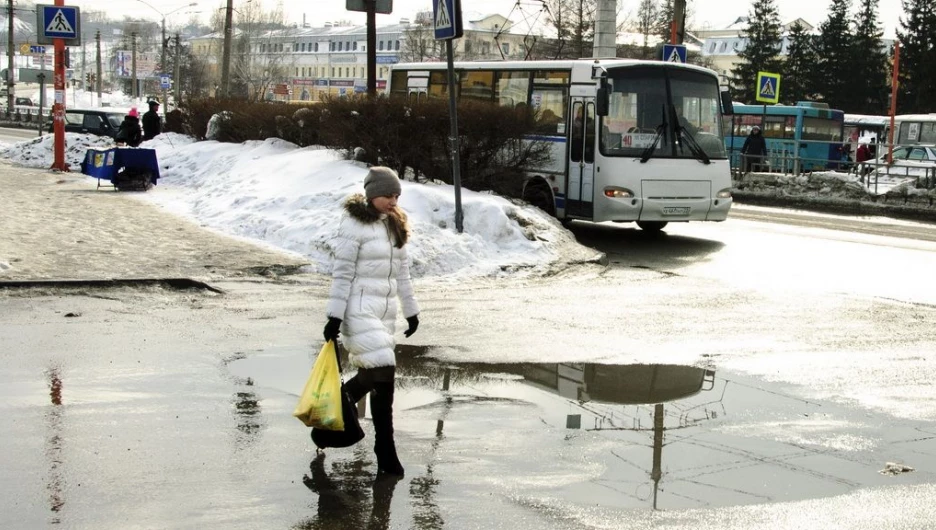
[403,315,419,338]
[323,317,342,343]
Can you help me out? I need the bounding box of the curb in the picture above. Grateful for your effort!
[0,278,224,293]
[732,191,936,225]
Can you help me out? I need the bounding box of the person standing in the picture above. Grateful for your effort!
[323,166,420,477]
[740,125,767,173]
[142,100,162,141]
[114,108,142,147]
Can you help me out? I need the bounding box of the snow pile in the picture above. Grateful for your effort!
[0,132,114,168]
[0,132,599,279]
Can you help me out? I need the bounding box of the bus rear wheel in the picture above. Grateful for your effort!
[523,184,555,217]
[636,221,668,232]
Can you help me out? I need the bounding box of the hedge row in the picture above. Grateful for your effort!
[165,96,551,198]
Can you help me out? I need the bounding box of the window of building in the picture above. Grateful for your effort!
[395,40,400,51]
[718,42,727,52]
[502,43,509,55]
[379,40,384,51]
[709,41,716,53]
[353,42,357,51]
[338,42,343,51]
[315,43,319,52]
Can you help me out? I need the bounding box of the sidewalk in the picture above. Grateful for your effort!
[0,160,309,282]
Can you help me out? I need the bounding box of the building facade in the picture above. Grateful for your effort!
[189,14,531,101]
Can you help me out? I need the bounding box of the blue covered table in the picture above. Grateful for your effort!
[80,148,160,190]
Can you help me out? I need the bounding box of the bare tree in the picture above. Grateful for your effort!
[400,11,445,62]
[635,0,658,57]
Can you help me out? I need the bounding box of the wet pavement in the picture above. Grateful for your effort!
[4,160,936,528]
[4,279,936,529]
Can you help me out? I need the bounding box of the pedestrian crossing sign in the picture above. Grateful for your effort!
[433,0,463,40]
[756,71,781,104]
[662,44,687,63]
[36,4,81,45]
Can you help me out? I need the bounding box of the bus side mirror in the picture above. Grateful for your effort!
[721,91,733,116]
[596,80,609,117]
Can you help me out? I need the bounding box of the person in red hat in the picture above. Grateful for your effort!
[115,108,142,147]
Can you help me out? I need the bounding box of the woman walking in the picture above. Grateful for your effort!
[323,166,420,476]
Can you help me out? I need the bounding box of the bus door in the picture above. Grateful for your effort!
[567,98,596,218]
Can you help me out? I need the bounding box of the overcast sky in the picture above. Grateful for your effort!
[93,0,904,39]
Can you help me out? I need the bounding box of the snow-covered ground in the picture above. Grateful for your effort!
[0,132,599,279]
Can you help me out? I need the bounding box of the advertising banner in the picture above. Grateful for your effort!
[115,50,159,78]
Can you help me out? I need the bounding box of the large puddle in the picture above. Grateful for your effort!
[230,345,936,512]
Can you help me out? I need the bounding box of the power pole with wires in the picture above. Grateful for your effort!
[6,0,14,110]
[95,30,102,100]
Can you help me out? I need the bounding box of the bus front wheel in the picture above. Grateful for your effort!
[636,221,668,232]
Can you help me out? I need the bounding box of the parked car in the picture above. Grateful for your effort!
[15,97,34,107]
[860,145,936,179]
[46,108,127,138]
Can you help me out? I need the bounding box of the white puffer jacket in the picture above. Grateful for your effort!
[326,194,419,369]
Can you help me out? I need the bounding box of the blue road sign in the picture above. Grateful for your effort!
[662,44,687,63]
[159,75,171,89]
[433,0,462,40]
[41,5,79,40]
[756,71,781,104]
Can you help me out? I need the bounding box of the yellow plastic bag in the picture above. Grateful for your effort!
[292,341,345,430]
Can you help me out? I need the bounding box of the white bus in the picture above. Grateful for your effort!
[388,59,734,232]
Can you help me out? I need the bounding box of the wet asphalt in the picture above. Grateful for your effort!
[3,210,936,529]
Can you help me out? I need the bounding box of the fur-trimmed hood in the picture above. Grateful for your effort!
[344,193,409,247]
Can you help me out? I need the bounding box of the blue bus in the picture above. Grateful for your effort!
[725,101,845,172]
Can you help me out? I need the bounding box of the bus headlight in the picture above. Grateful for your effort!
[604,187,635,198]
[716,188,732,199]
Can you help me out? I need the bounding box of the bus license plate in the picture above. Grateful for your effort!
[662,207,690,215]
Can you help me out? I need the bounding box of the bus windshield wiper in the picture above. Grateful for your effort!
[676,124,711,164]
[640,105,667,163]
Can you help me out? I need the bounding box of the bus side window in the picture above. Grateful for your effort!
[531,86,567,135]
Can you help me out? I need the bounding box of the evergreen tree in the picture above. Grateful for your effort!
[896,0,936,113]
[729,0,783,104]
[655,0,674,44]
[814,0,855,110]
[781,22,818,104]
[851,0,890,114]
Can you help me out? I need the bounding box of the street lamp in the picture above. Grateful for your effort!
[136,1,196,103]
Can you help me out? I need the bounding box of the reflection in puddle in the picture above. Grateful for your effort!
[231,377,264,450]
[395,349,720,511]
[45,367,65,524]
[295,449,402,530]
[225,345,933,519]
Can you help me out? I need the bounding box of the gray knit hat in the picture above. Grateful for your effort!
[363,166,401,200]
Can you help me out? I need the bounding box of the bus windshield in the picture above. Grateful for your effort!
[600,66,726,160]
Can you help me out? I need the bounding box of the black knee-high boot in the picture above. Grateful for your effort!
[343,374,369,404]
[370,381,404,476]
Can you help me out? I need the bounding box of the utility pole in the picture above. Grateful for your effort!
[6,0,14,110]
[80,34,86,103]
[131,32,138,98]
[671,0,686,45]
[220,0,233,97]
[95,30,102,99]
[173,33,181,104]
[160,17,168,106]
[366,0,376,96]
